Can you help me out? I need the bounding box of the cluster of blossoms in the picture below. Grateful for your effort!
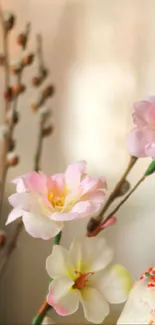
[6,96,155,323]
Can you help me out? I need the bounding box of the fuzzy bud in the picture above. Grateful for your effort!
[87,218,100,233]
[12,83,26,96]
[43,85,55,99]
[31,102,39,112]
[22,52,34,66]
[3,12,15,31]
[17,33,27,47]
[0,124,9,140]
[10,59,22,74]
[7,152,19,166]
[4,87,14,102]
[0,230,6,248]
[116,180,130,197]
[0,54,5,66]
[32,76,42,87]
[38,106,50,118]
[42,125,53,137]
[7,109,19,125]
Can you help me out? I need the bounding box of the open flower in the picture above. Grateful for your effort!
[6,161,106,240]
[46,237,132,324]
[127,97,155,159]
[117,266,155,325]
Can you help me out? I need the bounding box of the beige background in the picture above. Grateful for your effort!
[0,0,155,324]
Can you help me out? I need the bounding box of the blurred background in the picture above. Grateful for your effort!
[0,0,155,323]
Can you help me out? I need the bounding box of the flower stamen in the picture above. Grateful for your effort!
[73,270,94,290]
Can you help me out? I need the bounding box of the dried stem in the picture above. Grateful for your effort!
[36,34,44,72]
[97,156,137,222]
[0,31,52,278]
[88,174,146,237]
[0,23,30,227]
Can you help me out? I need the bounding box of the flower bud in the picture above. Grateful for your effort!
[3,12,15,31]
[32,76,42,87]
[0,54,5,66]
[87,218,100,233]
[0,230,6,248]
[4,87,14,102]
[43,85,55,99]
[116,180,130,197]
[12,83,26,96]
[0,124,9,140]
[17,33,27,47]
[7,152,19,166]
[42,125,53,137]
[10,59,22,74]
[38,106,50,118]
[7,109,19,125]
[31,102,39,112]
[22,52,34,66]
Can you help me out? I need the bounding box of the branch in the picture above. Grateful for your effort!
[87,156,137,234]
[0,23,31,227]
[88,174,146,237]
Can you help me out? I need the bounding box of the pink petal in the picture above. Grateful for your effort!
[8,192,33,210]
[27,171,47,194]
[72,201,101,218]
[127,127,155,157]
[65,161,87,190]
[145,142,155,159]
[50,212,79,221]
[133,100,150,123]
[51,174,65,193]
[6,208,23,225]
[85,190,105,204]
[22,212,63,239]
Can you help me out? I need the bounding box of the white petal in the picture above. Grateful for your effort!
[80,287,109,324]
[117,279,152,324]
[47,277,79,316]
[46,245,73,279]
[70,236,113,273]
[22,212,63,240]
[96,264,133,304]
[6,208,23,225]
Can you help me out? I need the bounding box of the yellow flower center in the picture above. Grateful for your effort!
[48,191,65,208]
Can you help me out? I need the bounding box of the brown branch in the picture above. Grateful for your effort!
[0,24,31,227]
[88,174,146,237]
[0,32,53,278]
[87,156,137,234]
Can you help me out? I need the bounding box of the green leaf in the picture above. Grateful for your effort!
[145,161,155,176]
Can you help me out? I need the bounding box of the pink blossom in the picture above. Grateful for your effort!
[127,97,155,158]
[6,161,107,240]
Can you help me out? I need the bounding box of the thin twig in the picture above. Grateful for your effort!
[0,32,51,278]
[87,156,137,234]
[97,156,137,222]
[88,174,146,237]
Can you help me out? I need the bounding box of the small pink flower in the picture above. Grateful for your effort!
[127,97,155,159]
[6,161,107,240]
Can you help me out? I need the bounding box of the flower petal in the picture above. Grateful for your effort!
[47,277,79,316]
[6,208,23,225]
[65,161,87,190]
[70,237,113,273]
[97,264,133,304]
[145,142,155,159]
[127,127,155,157]
[50,212,78,221]
[12,176,27,193]
[46,245,73,279]
[22,212,63,240]
[80,287,109,324]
